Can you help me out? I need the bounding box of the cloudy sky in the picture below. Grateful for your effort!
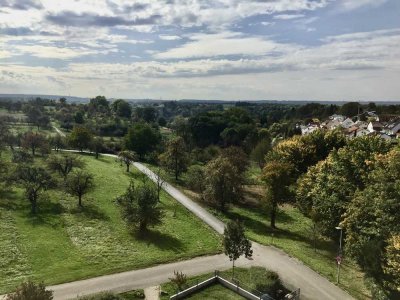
[0,0,399,101]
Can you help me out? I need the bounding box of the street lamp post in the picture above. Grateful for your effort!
[335,226,343,284]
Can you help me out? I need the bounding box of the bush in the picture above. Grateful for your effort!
[6,281,53,300]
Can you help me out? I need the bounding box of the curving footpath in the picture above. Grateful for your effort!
[1,148,354,300]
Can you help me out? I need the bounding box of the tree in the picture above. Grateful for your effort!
[221,146,249,176]
[223,220,252,278]
[251,138,271,169]
[124,123,161,159]
[21,132,45,156]
[6,281,53,300]
[15,166,53,214]
[48,135,65,152]
[68,126,93,151]
[117,180,164,233]
[203,157,243,211]
[90,137,104,159]
[262,161,293,229]
[154,167,166,202]
[185,165,205,193]
[159,136,188,180]
[0,120,10,155]
[342,149,400,298]
[111,99,131,118]
[65,170,94,207]
[118,150,137,172]
[169,271,187,292]
[47,154,84,180]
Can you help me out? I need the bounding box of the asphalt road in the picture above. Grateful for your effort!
[1,144,354,300]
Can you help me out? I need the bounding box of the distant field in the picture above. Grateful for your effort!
[0,154,221,294]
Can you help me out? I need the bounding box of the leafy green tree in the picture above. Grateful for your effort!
[203,157,243,211]
[90,137,104,159]
[15,166,53,214]
[117,180,164,232]
[221,146,249,176]
[251,138,271,169]
[124,123,161,159]
[159,136,188,180]
[134,106,157,123]
[223,220,253,278]
[342,149,400,298]
[21,132,46,156]
[6,281,53,300]
[185,165,205,193]
[118,150,137,172]
[65,170,94,207]
[111,99,132,118]
[68,126,93,151]
[47,154,84,180]
[48,135,65,152]
[0,120,10,155]
[262,161,293,228]
[339,102,360,117]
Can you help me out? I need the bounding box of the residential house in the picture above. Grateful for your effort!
[367,121,384,133]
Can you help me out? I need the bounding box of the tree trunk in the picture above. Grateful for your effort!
[95,151,99,159]
[78,195,82,207]
[270,201,277,229]
[126,163,130,172]
[232,259,235,279]
[32,146,35,156]
[139,221,147,232]
[31,198,37,214]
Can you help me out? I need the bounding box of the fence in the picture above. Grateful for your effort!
[169,271,300,300]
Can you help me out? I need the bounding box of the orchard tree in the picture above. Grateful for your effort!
[118,150,137,172]
[6,281,53,300]
[47,154,84,180]
[90,137,104,159]
[15,166,53,214]
[262,161,293,229]
[185,165,205,193]
[117,180,164,233]
[68,126,93,151]
[48,135,65,152]
[203,157,243,211]
[221,146,249,176]
[65,170,94,207]
[223,220,253,278]
[124,123,161,159]
[21,132,45,156]
[159,136,188,180]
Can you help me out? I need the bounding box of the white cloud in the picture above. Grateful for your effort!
[273,14,305,20]
[159,35,182,41]
[154,31,298,59]
[338,0,388,12]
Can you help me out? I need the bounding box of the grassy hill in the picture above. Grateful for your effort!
[0,153,221,294]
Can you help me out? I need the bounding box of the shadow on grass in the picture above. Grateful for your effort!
[133,229,186,253]
[69,203,110,221]
[25,201,64,227]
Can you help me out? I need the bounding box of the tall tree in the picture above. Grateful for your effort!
[117,180,164,233]
[65,170,94,207]
[159,136,188,180]
[251,138,271,169]
[15,166,53,214]
[90,137,104,159]
[111,99,132,118]
[124,123,161,159]
[203,157,243,211]
[262,161,293,229]
[68,126,93,152]
[223,220,253,278]
[21,132,45,156]
[221,146,249,176]
[118,150,137,172]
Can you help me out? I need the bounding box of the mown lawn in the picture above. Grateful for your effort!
[0,154,221,294]
[160,267,285,300]
[146,163,371,300]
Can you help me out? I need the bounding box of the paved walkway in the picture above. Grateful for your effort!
[2,145,354,300]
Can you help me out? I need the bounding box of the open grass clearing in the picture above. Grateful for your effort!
[0,153,221,294]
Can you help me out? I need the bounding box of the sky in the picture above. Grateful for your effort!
[0,0,399,101]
